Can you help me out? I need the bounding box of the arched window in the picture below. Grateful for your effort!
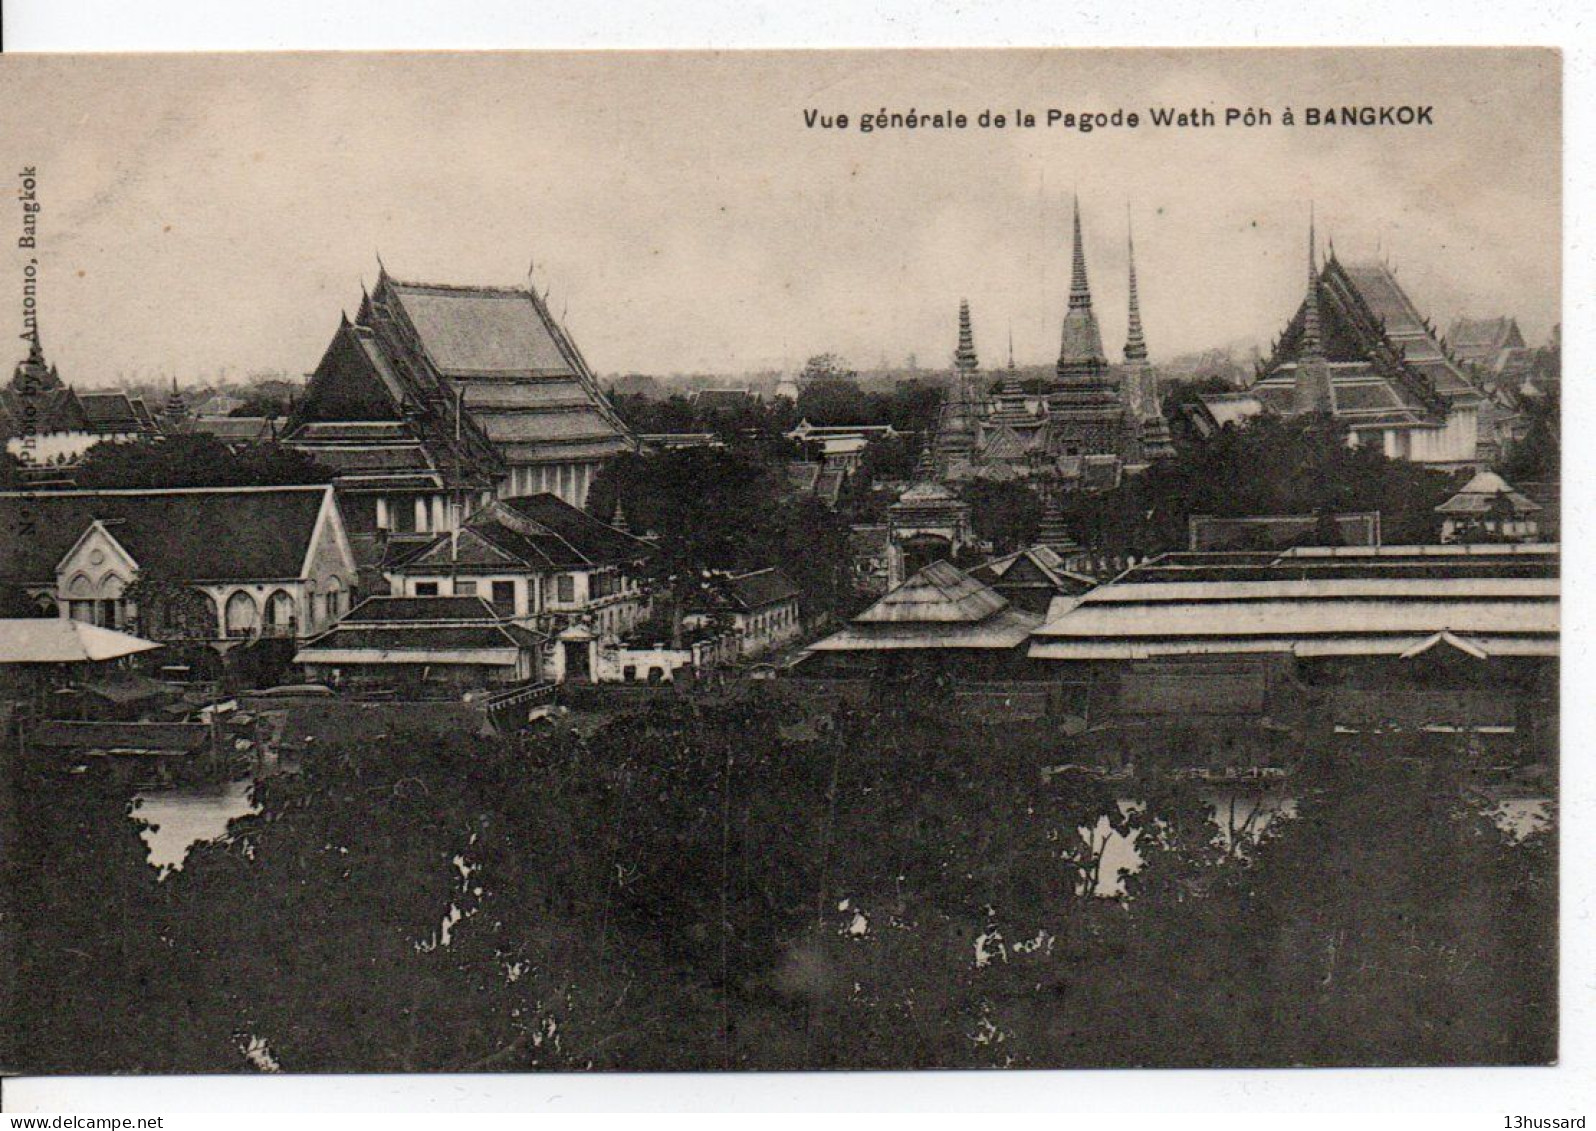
[265,589,297,635]
[323,577,344,623]
[99,572,129,629]
[225,590,259,637]
[66,573,96,623]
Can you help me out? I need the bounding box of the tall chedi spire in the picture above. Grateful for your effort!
[934,298,981,473]
[1124,210,1175,460]
[1293,205,1334,416]
[1047,194,1132,467]
[1056,194,1109,382]
[1123,214,1147,366]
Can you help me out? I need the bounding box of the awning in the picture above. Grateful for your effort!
[0,618,163,664]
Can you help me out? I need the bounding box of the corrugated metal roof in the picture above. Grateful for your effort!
[853,561,1008,624]
[809,606,1041,651]
[1036,598,1555,639]
[1031,546,1560,660]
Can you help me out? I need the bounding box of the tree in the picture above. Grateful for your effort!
[71,434,331,490]
[587,448,783,644]
[124,572,218,641]
[1502,388,1559,483]
[960,480,1042,554]
[798,353,857,386]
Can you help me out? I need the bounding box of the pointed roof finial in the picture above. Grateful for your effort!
[914,442,937,483]
[1124,207,1147,365]
[1069,193,1093,311]
[1007,322,1015,370]
[1302,204,1324,360]
[610,495,630,534]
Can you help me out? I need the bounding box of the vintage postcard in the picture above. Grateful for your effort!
[0,48,1559,1076]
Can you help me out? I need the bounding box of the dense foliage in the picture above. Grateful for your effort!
[1046,413,1462,555]
[587,448,857,628]
[71,434,332,490]
[3,699,1555,1073]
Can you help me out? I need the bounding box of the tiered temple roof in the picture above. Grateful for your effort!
[286,268,636,501]
[1251,236,1483,433]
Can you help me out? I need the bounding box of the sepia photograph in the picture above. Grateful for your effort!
[0,47,1562,1082]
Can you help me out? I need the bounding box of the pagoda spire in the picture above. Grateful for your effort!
[1292,206,1334,416]
[955,299,978,373]
[1036,488,1076,552]
[1301,206,1324,360]
[1068,194,1093,311]
[1054,195,1110,384]
[1124,210,1147,364]
[610,495,630,534]
[161,374,189,430]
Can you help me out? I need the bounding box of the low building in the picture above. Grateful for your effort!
[186,415,286,447]
[685,568,803,657]
[0,484,359,641]
[1030,544,1558,664]
[1028,544,1558,740]
[385,492,652,643]
[1182,391,1264,439]
[587,627,743,685]
[800,560,1043,678]
[3,337,154,466]
[786,420,900,470]
[294,595,544,690]
[1435,471,1542,543]
[968,545,1096,614]
[640,432,725,452]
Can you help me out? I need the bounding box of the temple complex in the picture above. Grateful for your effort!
[922,198,1174,489]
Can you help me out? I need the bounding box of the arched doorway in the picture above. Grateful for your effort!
[265,589,297,636]
[225,591,259,637]
[898,533,953,580]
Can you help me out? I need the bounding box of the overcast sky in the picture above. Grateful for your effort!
[0,49,1560,386]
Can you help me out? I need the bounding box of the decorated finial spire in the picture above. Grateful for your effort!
[1302,205,1323,360]
[1037,487,1074,551]
[914,442,937,483]
[1068,194,1093,311]
[955,298,978,373]
[610,495,630,534]
[1124,209,1147,364]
